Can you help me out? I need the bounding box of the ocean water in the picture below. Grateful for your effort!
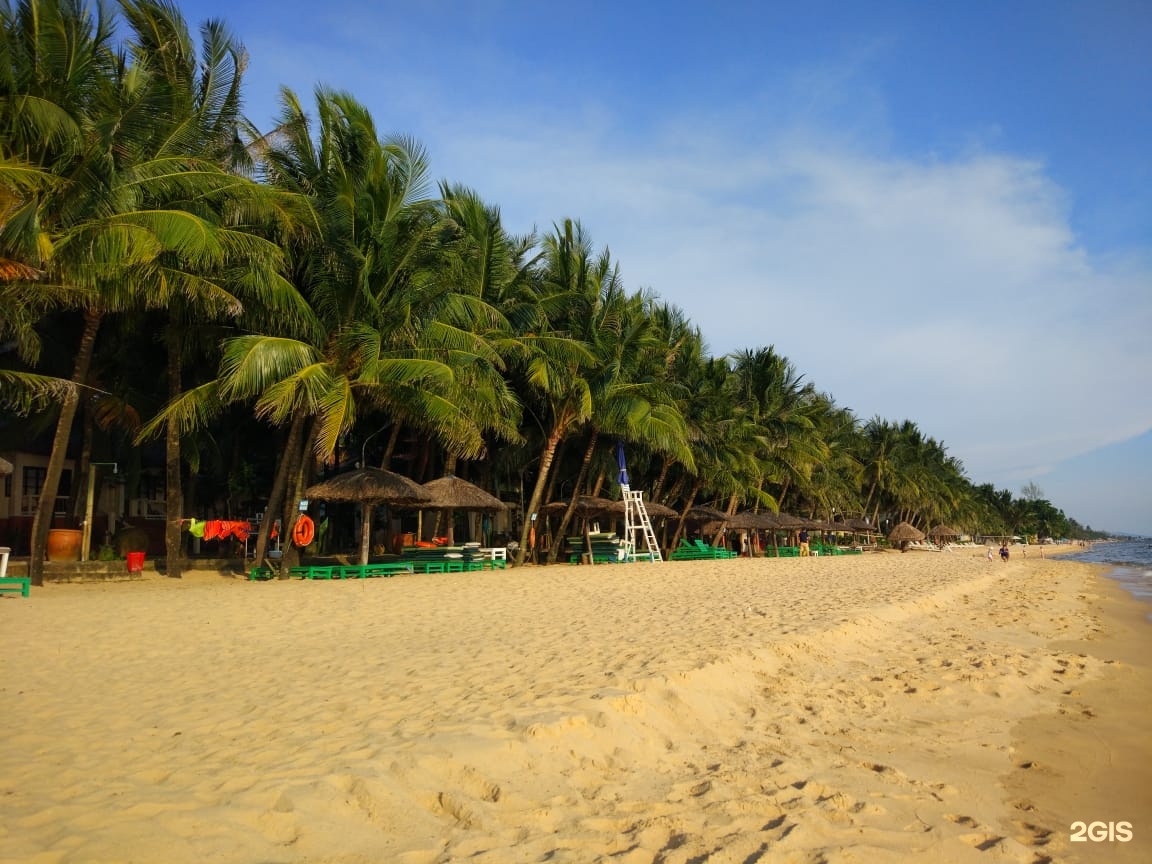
[1070,538,1152,607]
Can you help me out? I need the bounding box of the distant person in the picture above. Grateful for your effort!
[799,529,810,557]
[999,543,1009,562]
[987,547,994,562]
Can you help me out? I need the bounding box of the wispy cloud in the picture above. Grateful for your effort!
[424,109,1152,484]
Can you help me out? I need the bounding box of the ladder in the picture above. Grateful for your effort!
[622,485,663,562]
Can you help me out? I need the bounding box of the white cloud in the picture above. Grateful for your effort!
[425,112,1152,484]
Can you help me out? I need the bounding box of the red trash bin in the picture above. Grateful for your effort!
[126,551,145,573]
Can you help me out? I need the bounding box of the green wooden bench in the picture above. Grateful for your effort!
[289,565,337,579]
[0,577,31,597]
[669,539,737,561]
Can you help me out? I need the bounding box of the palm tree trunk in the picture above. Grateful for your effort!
[254,412,305,570]
[29,309,101,586]
[777,477,792,512]
[515,425,563,565]
[69,403,94,522]
[380,422,402,469]
[669,480,700,553]
[164,322,184,579]
[280,419,319,572]
[548,429,598,563]
[650,456,671,502]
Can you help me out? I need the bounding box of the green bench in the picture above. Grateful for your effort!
[0,577,31,597]
[669,539,737,561]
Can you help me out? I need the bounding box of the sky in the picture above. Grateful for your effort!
[177,0,1152,535]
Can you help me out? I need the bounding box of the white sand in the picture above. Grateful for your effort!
[1,550,1145,863]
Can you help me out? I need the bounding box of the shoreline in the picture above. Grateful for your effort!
[1,551,1147,862]
[1005,566,1152,863]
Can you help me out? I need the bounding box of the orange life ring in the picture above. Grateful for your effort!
[292,514,315,547]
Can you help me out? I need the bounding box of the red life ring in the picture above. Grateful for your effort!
[292,514,315,547]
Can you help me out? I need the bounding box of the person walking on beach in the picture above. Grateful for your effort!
[799,529,810,557]
[987,547,994,562]
[999,543,1010,562]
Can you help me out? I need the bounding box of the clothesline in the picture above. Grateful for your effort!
[182,518,280,543]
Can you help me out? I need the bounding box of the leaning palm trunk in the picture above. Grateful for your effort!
[548,429,599,563]
[279,420,319,572]
[254,412,305,572]
[29,309,100,585]
[650,456,671,503]
[668,480,701,553]
[516,426,564,565]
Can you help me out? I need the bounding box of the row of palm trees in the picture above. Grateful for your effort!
[2,1,1087,583]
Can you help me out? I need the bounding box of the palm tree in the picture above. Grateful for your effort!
[508,219,612,564]
[168,90,521,567]
[3,0,293,583]
[545,284,692,562]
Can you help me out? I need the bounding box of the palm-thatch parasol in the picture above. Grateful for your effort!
[727,510,779,530]
[419,475,506,545]
[420,475,505,511]
[887,521,925,551]
[683,505,730,523]
[0,457,12,475]
[540,496,623,518]
[772,512,808,530]
[928,524,960,539]
[642,501,679,520]
[305,468,433,564]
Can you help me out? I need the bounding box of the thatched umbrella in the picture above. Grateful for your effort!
[540,496,624,558]
[540,496,622,518]
[419,475,505,545]
[421,475,505,511]
[928,524,960,539]
[726,510,780,556]
[727,511,779,530]
[772,512,808,529]
[683,505,730,523]
[887,521,925,552]
[305,468,433,564]
[642,501,679,520]
[0,457,12,475]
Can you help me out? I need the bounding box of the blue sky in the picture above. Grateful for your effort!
[178,0,1152,535]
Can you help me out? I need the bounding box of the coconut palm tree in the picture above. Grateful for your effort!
[545,284,692,562]
[159,90,523,567]
[3,0,294,583]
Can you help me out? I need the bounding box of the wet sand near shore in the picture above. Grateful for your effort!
[0,549,1147,863]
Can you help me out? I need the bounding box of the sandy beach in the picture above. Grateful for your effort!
[1,549,1148,863]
